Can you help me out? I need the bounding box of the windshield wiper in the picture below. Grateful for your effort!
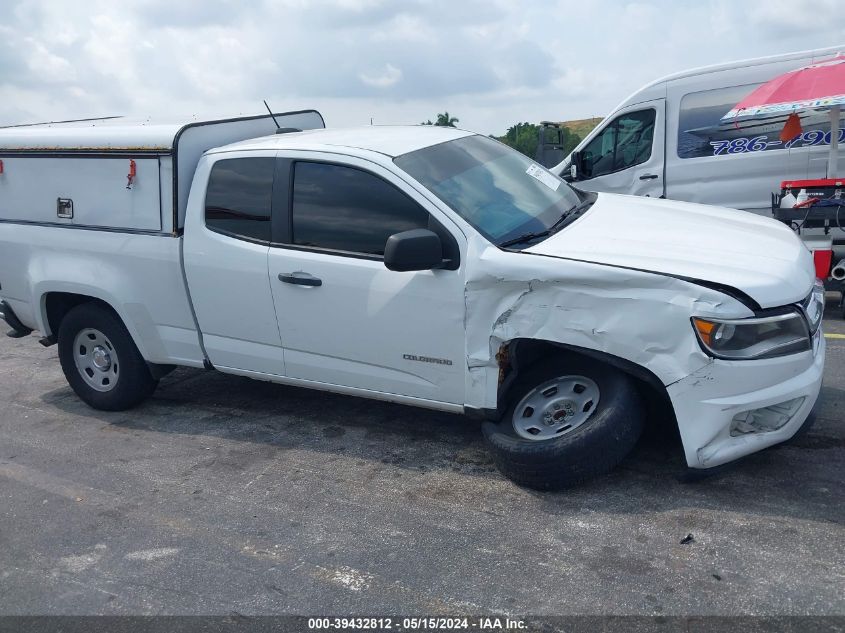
[499,196,596,249]
[499,229,552,248]
[562,195,596,220]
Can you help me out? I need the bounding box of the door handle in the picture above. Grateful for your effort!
[278,272,322,287]
[639,173,659,180]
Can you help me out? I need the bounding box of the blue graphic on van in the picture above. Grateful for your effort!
[677,83,841,159]
[708,129,845,155]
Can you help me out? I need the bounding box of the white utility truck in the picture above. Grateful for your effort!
[0,114,826,489]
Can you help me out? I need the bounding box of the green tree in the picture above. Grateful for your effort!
[420,112,460,127]
[435,111,459,127]
[498,122,541,158]
[497,122,581,160]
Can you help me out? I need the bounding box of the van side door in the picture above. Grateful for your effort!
[266,155,466,405]
[573,100,666,198]
[667,80,811,213]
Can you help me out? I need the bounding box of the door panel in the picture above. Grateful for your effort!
[665,78,820,213]
[667,146,810,214]
[182,153,284,375]
[268,249,465,403]
[184,230,281,374]
[576,100,666,198]
[267,156,466,405]
[667,81,811,213]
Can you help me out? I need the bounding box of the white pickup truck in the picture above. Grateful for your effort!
[0,112,826,489]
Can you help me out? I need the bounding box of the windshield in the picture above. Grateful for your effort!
[394,135,583,245]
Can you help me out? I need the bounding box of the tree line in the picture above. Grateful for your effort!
[419,113,582,160]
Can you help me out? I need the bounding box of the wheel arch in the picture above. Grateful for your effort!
[495,338,677,431]
[36,286,153,362]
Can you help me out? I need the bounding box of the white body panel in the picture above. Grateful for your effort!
[554,45,845,216]
[265,151,467,405]
[525,193,816,308]
[0,124,823,472]
[0,224,203,366]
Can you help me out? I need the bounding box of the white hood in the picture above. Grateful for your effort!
[525,193,815,308]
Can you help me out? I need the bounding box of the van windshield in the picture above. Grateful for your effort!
[394,135,583,246]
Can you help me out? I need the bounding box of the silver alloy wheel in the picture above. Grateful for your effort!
[73,328,119,392]
[511,375,600,441]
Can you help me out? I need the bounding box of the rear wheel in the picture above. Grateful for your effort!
[482,356,644,490]
[58,303,157,410]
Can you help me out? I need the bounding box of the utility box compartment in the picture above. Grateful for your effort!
[0,155,164,231]
[0,110,325,234]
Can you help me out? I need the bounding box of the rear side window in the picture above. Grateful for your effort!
[675,83,789,159]
[291,162,429,256]
[205,158,275,243]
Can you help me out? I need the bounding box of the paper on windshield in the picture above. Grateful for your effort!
[525,163,561,192]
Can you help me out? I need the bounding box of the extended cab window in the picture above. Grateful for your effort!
[581,109,655,178]
[292,162,429,256]
[205,158,275,243]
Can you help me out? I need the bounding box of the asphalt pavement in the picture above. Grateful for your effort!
[0,301,843,617]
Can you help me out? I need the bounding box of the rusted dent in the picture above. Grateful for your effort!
[496,343,510,385]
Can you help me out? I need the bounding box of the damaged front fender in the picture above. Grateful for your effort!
[463,237,752,411]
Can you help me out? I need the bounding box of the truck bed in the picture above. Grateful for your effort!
[0,223,203,367]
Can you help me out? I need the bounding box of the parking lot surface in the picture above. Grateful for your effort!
[0,305,843,616]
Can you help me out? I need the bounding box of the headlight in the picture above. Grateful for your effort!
[692,311,811,360]
[803,279,825,334]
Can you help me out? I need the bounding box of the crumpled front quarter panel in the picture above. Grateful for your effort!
[462,236,751,410]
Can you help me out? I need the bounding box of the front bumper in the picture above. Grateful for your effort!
[667,329,825,469]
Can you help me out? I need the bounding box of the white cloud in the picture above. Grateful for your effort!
[359,63,403,88]
[0,0,843,136]
[24,38,75,83]
[741,0,842,36]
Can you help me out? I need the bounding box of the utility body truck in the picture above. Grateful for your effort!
[0,112,825,488]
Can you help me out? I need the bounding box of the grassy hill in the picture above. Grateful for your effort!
[557,116,603,140]
[497,117,603,160]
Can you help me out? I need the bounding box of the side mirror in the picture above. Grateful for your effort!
[569,151,582,181]
[384,229,443,272]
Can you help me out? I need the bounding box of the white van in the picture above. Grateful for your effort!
[549,45,845,215]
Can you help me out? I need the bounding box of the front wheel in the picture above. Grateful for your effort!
[58,303,158,411]
[482,356,644,490]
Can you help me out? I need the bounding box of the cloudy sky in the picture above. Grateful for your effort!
[1,0,844,136]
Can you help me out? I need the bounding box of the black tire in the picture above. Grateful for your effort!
[57,303,157,411]
[482,356,644,490]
